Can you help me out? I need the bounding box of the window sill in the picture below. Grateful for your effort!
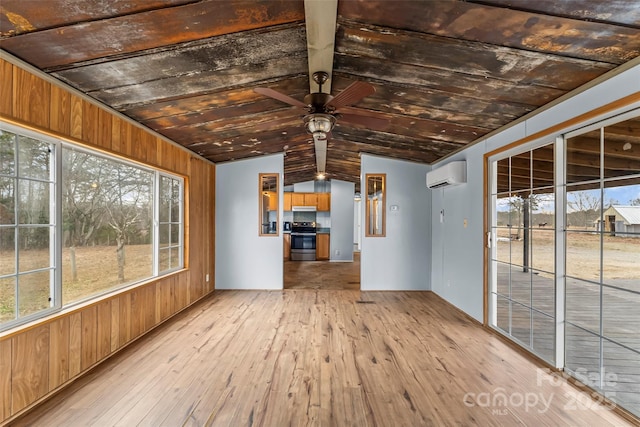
[0,268,188,340]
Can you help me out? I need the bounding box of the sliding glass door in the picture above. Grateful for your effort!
[565,114,640,416]
[489,142,557,364]
[489,109,640,418]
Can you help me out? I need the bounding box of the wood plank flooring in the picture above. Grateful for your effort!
[284,252,360,290]
[9,289,635,426]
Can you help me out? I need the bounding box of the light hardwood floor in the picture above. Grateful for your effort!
[284,252,360,290]
[9,289,635,426]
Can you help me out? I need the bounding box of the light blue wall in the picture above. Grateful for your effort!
[215,154,283,289]
[330,180,355,261]
[430,144,486,321]
[293,180,314,192]
[361,155,431,290]
[430,61,640,322]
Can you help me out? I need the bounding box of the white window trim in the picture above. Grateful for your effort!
[0,120,185,332]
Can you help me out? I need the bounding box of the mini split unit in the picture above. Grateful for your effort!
[426,160,467,189]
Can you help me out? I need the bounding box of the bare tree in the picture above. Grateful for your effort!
[103,164,151,283]
[567,191,600,229]
[62,151,108,281]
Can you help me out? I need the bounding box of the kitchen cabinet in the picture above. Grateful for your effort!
[266,191,278,211]
[286,192,331,210]
[284,192,292,211]
[291,193,306,206]
[317,193,330,211]
[284,233,291,260]
[304,193,318,207]
[316,233,330,260]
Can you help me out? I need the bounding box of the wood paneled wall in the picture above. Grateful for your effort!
[0,56,216,424]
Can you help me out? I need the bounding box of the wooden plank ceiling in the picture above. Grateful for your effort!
[1,0,640,187]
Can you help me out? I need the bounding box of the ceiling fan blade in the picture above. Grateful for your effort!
[339,113,389,131]
[325,81,375,110]
[254,87,307,108]
[313,132,328,174]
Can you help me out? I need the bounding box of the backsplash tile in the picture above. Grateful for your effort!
[293,211,316,223]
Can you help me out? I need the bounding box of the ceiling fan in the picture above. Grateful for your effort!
[253,0,388,177]
[254,71,389,176]
[255,71,388,136]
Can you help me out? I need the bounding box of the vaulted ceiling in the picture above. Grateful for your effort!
[1,1,640,187]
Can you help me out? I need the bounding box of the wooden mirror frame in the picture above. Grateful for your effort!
[259,173,279,236]
[365,173,386,237]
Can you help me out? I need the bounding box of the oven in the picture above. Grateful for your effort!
[290,222,316,261]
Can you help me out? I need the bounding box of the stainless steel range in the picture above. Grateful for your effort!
[290,221,316,261]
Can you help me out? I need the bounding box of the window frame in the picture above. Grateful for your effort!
[487,140,559,365]
[155,173,185,274]
[0,124,59,329]
[0,120,185,332]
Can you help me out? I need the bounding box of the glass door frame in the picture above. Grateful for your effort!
[486,136,565,368]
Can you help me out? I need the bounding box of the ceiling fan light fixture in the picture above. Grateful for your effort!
[304,113,336,134]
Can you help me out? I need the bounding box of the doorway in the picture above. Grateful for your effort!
[283,185,361,290]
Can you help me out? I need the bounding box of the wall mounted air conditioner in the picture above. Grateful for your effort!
[426,160,466,189]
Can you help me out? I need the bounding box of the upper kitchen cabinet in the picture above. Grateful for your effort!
[305,193,318,207]
[267,192,278,211]
[284,192,292,211]
[291,192,306,206]
[317,193,330,211]
[285,192,330,210]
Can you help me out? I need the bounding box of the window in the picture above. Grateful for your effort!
[258,173,279,236]
[365,174,386,237]
[0,122,184,332]
[158,175,183,272]
[61,146,154,305]
[1,129,56,326]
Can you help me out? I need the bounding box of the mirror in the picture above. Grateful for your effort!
[259,173,279,236]
[365,173,386,237]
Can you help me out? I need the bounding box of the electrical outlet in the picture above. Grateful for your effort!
[205,274,210,282]
[335,249,340,256]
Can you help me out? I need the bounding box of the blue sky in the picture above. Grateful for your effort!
[495,184,640,213]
